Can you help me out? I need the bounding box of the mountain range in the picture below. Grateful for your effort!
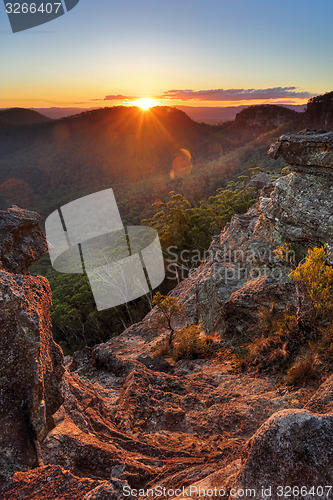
[0,94,331,225]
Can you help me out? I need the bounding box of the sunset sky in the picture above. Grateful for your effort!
[1,0,332,109]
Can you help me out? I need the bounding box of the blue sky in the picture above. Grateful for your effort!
[1,0,332,107]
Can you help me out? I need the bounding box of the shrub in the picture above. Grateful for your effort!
[154,324,216,361]
[289,246,333,319]
[309,324,333,366]
[154,340,172,358]
[172,324,214,361]
[273,242,303,267]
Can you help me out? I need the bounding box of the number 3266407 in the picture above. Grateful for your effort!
[5,3,62,14]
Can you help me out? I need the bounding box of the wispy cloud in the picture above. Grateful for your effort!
[92,94,133,102]
[92,87,314,105]
[162,87,313,101]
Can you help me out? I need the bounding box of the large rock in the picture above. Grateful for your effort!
[267,132,333,256]
[0,207,64,483]
[262,172,333,261]
[0,206,48,274]
[269,131,333,175]
[233,409,333,499]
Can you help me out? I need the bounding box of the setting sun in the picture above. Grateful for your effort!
[133,98,156,110]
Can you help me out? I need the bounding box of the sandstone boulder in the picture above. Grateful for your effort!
[263,172,333,259]
[233,409,333,499]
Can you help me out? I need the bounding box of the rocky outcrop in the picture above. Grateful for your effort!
[165,204,297,338]
[262,170,333,253]
[233,409,333,499]
[160,131,333,337]
[269,130,333,175]
[0,207,64,484]
[265,131,333,262]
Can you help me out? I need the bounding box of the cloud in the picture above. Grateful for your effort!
[92,94,133,102]
[162,87,313,102]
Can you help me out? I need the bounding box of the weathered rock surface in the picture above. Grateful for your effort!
[2,464,134,500]
[247,172,273,193]
[263,172,333,256]
[233,410,333,499]
[42,371,161,487]
[162,204,297,338]
[0,207,64,484]
[0,206,48,274]
[33,326,307,497]
[305,374,333,414]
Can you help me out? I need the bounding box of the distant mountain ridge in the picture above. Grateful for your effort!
[0,108,51,125]
[177,104,305,124]
[28,104,306,123]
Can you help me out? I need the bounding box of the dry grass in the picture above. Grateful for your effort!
[284,353,321,387]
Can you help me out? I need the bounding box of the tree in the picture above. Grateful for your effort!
[143,186,257,283]
[142,192,192,249]
[152,292,184,347]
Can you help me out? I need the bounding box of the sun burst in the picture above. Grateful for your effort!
[133,97,156,110]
